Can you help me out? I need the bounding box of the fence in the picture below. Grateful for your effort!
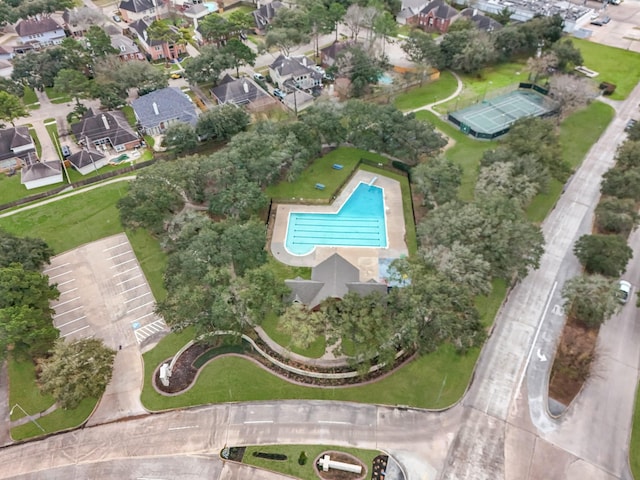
[0,159,156,212]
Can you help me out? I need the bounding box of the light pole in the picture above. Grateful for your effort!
[10,404,45,432]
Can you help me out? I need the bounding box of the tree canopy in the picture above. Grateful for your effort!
[562,275,620,328]
[573,234,633,278]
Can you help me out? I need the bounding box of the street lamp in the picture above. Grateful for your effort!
[10,404,45,432]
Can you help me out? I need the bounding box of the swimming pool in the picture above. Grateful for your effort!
[203,2,219,12]
[378,73,393,85]
[285,182,387,256]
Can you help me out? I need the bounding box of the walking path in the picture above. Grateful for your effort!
[407,71,464,115]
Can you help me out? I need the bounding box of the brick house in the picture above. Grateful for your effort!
[129,18,187,61]
[417,0,458,34]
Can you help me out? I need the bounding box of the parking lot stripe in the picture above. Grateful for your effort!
[112,266,140,277]
[57,279,76,287]
[116,273,143,286]
[54,306,83,317]
[109,250,133,260]
[57,315,86,328]
[53,296,80,308]
[122,283,146,294]
[62,325,90,337]
[125,292,151,303]
[103,241,129,251]
[132,312,155,322]
[43,263,70,273]
[110,258,137,269]
[49,270,72,279]
[60,288,78,295]
[128,301,154,313]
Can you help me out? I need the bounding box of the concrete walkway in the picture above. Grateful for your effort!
[407,70,464,115]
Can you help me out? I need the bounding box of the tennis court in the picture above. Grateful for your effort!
[448,89,556,139]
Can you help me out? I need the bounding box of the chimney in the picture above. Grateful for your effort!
[153,102,159,115]
[302,57,307,67]
[101,115,110,130]
[473,8,478,16]
[243,81,249,93]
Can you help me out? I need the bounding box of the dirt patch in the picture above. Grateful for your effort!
[548,316,598,406]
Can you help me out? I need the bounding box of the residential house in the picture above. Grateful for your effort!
[66,148,108,175]
[269,54,322,92]
[457,8,502,31]
[184,4,216,42]
[62,7,105,37]
[21,161,63,190]
[320,40,356,68]
[118,0,167,23]
[15,16,66,48]
[132,87,198,135]
[396,0,430,25]
[129,18,187,61]
[110,33,144,61]
[252,0,283,34]
[285,254,387,310]
[0,126,37,175]
[210,74,277,111]
[71,109,141,152]
[416,0,458,34]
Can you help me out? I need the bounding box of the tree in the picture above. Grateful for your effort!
[595,197,640,237]
[222,38,256,77]
[12,49,69,89]
[85,25,118,59]
[196,104,250,142]
[0,263,59,357]
[278,303,325,350]
[94,57,168,96]
[0,78,25,98]
[199,14,232,45]
[184,45,232,85]
[613,141,640,170]
[402,30,445,81]
[475,161,538,207]
[65,6,106,31]
[38,338,116,409]
[573,234,632,278]
[54,69,92,105]
[162,123,198,154]
[334,44,386,97]
[549,74,597,120]
[411,156,462,208]
[601,167,640,201]
[227,10,254,33]
[303,101,347,146]
[0,229,53,271]
[265,28,309,57]
[525,52,557,83]
[418,196,544,281]
[343,4,376,40]
[0,91,27,127]
[492,25,527,61]
[372,10,397,55]
[626,121,640,142]
[562,275,620,328]
[551,39,583,72]
[448,30,497,74]
[327,2,347,41]
[146,20,183,62]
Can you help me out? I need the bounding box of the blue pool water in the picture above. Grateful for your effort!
[203,2,219,12]
[285,183,387,256]
[378,73,393,85]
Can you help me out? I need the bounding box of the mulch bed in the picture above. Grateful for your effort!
[371,455,390,480]
[314,451,367,480]
[548,315,598,407]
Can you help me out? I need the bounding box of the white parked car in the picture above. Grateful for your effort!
[618,280,632,304]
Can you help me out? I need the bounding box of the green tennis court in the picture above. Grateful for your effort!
[448,89,556,139]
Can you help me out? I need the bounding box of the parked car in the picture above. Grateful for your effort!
[273,88,286,99]
[618,280,632,304]
[61,145,71,158]
[590,19,604,26]
[625,119,637,131]
[253,73,265,81]
[170,72,182,79]
[602,15,611,23]
[112,14,121,22]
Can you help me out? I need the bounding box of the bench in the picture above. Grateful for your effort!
[332,164,343,170]
[315,183,325,190]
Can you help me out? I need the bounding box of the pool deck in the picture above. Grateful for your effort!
[270,170,409,282]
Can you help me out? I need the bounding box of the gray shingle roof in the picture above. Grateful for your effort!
[421,0,458,19]
[67,148,105,169]
[110,33,141,55]
[252,1,283,30]
[119,0,156,13]
[71,109,139,147]
[132,87,198,130]
[0,127,35,163]
[211,74,270,105]
[459,8,503,31]
[285,278,324,305]
[20,160,61,183]
[15,17,62,37]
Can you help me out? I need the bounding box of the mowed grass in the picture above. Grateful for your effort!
[260,312,326,359]
[44,87,71,104]
[0,175,56,206]
[8,356,55,421]
[394,70,459,111]
[242,445,381,480]
[631,383,640,478]
[571,38,640,100]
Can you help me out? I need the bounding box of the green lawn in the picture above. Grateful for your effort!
[23,86,39,108]
[10,397,97,441]
[631,383,640,478]
[44,87,72,104]
[8,356,55,421]
[220,5,253,18]
[571,38,640,100]
[128,228,168,301]
[260,312,326,359]
[266,147,380,200]
[0,174,53,206]
[242,445,381,480]
[394,70,459,111]
[28,126,42,158]
[121,105,137,127]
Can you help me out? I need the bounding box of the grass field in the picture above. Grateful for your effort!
[631,384,640,478]
[8,356,55,421]
[394,70,459,111]
[572,38,640,100]
[44,87,71,104]
[23,86,38,108]
[260,312,326,359]
[242,445,381,480]
[0,174,54,206]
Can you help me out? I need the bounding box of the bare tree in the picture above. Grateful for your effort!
[549,74,598,120]
[526,52,557,83]
[343,4,376,40]
[66,6,106,29]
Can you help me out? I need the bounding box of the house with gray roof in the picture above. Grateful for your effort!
[0,126,36,174]
[269,54,323,92]
[457,8,502,31]
[397,0,431,25]
[416,0,458,33]
[118,0,167,23]
[211,74,277,111]
[129,17,186,61]
[15,17,66,48]
[132,87,198,135]
[21,160,63,190]
[67,148,107,175]
[71,109,141,152]
[252,1,283,34]
[285,254,387,309]
[110,33,144,61]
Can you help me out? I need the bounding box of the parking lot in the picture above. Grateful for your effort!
[46,233,168,349]
[580,0,640,53]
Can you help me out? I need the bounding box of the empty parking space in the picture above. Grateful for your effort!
[45,233,169,348]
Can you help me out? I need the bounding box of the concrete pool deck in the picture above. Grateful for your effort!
[270,170,409,282]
